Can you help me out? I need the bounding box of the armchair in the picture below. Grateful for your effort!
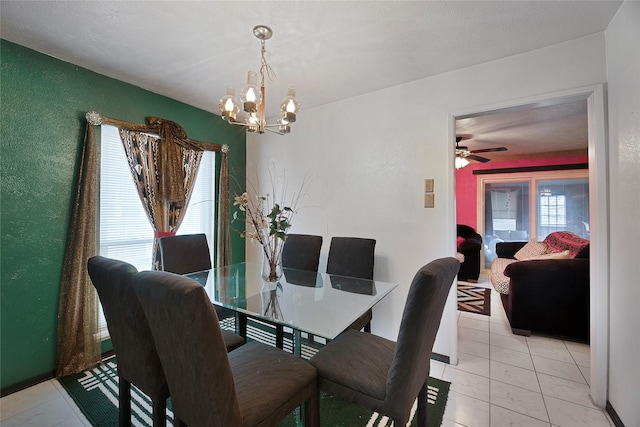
[456,224,482,282]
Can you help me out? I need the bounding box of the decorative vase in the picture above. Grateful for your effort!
[261,280,284,320]
[261,246,283,283]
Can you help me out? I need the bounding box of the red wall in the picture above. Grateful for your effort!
[455,155,588,232]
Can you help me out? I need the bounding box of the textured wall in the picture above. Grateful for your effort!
[0,40,246,389]
[246,33,607,360]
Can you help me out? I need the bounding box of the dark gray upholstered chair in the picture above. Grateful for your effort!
[326,237,376,332]
[87,256,169,427]
[310,257,460,427]
[133,270,319,427]
[158,233,212,275]
[282,234,323,272]
[158,233,244,351]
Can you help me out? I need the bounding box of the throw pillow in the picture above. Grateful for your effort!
[530,249,571,260]
[543,231,590,258]
[514,239,548,260]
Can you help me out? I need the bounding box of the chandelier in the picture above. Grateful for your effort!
[219,25,299,135]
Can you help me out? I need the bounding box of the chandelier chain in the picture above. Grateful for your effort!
[260,39,277,87]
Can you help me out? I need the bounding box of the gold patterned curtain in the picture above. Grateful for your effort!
[118,127,203,269]
[56,112,231,377]
[55,124,100,377]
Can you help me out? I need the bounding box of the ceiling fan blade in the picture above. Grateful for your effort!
[470,147,508,154]
[467,154,491,163]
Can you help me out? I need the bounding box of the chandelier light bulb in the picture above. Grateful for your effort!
[241,71,261,113]
[219,86,240,122]
[279,124,291,134]
[279,84,299,123]
[278,113,289,125]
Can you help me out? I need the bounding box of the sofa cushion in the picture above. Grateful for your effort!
[490,257,516,294]
[530,249,571,260]
[514,239,548,260]
[543,232,590,258]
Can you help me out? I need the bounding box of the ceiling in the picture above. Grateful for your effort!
[455,99,589,161]
[1,1,620,157]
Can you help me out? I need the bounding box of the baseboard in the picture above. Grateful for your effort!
[1,349,117,397]
[431,352,450,364]
[1,371,55,397]
[606,401,626,427]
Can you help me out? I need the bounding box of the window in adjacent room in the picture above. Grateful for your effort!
[539,194,567,227]
[480,170,589,267]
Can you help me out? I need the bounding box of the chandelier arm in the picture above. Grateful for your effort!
[265,127,285,135]
[228,121,252,128]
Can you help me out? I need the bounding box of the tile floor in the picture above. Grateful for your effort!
[1,274,614,427]
[432,274,613,427]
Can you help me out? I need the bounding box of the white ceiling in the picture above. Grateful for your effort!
[455,98,589,161]
[1,1,621,157]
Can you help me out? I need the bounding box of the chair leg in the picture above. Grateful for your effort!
[364,321,371,333]
[237,313,247,339]
[275,324,284,349]
[304,384,320,427]
[118,378,131,427]
[151,398,166,427]
[416,381,428,427]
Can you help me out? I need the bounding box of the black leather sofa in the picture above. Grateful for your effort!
[496,241,590,342]
[456,224,482,282]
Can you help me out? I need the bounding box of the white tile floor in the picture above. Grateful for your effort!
[0,378,91,426]
[431,274,614,427]
[1,274,615,427]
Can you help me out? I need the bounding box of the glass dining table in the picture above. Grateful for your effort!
[185,262,398,355]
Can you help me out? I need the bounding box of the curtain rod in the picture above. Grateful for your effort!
[85,111,228,153]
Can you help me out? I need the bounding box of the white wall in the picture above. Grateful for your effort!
[247,33,607,357]
[605,2,640,425]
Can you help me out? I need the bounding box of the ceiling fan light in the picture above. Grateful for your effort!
[455,156,470,169]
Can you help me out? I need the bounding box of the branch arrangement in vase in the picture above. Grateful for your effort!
[232,171,307,281]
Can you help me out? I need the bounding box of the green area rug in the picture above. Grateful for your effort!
[59,324,450,426]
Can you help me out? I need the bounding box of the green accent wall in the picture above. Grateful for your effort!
[0,40,246,390]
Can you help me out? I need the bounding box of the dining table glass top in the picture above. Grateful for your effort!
[185,262,398,340]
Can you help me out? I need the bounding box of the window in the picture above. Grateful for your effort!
[539,194,567,227]
[98,125,216,334]
[480,170,589,267]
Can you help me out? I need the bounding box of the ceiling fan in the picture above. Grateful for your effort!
[455,136,507,167]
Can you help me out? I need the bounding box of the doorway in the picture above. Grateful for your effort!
[451,85,609,407]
